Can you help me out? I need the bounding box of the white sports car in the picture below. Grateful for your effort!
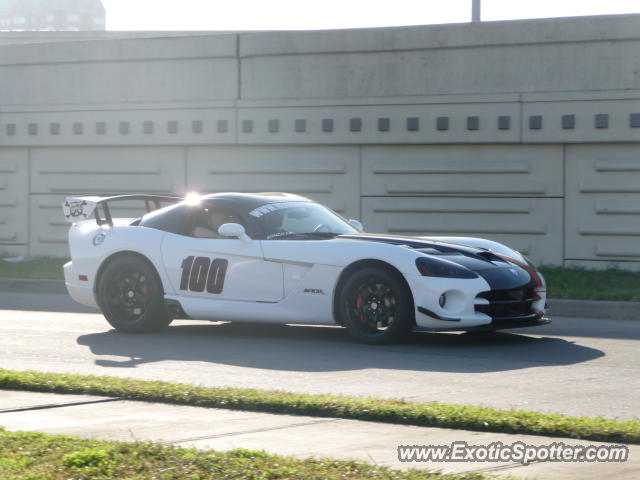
[62,192,548,344]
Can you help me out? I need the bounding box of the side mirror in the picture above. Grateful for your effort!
[348,219,364,232]
[218,223,251,242]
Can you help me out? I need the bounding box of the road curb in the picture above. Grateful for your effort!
[546,298,640,321]
[0,278,67,294]
[0,277,638,320]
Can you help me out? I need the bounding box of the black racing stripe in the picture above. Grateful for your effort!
[339,235,537,288]
[475,266,533,290]
[338,234,482,254]
[339,234,504,268]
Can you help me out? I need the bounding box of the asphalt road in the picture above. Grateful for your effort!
[0,291,638,420]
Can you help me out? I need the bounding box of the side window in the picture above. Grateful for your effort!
[140,204,190,234]
[192,207,242,238]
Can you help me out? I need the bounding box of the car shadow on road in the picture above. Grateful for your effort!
[76,321,604,373]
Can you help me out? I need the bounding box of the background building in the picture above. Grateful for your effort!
[0,14,639,270]
[0,0,105,31]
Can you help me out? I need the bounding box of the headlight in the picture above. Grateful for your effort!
[415,257,478,279]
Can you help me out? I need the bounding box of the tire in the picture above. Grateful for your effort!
[338,266,414,344]
[97,255,172,333]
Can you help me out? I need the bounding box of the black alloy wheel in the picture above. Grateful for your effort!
[98,255,172,333]
[339,267,413,344]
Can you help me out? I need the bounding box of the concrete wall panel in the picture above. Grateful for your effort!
[241,41,640,100]
[361,145,563,197]
[30,147,186,194]
[29,194,69,257]
[0,58,238,105]
[0,148,28,255]
[186,146,360,217]
[361,196,562,265]
[566,144,640,265]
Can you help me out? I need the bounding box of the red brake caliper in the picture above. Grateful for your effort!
[142,282,149,308]
[356,292,366,324]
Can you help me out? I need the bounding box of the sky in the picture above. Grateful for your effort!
[101,0,640,31]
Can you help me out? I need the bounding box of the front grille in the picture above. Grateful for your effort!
[475,287,536,320]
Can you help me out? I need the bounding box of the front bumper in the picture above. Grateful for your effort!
[405,274,495,329]
[406,273,548,330]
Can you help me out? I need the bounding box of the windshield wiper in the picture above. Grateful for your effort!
[268,232,341,240]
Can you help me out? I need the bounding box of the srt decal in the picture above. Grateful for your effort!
[180,256,229,294]
[303,288,325,295]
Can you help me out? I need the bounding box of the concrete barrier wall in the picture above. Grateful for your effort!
[0,31,213,46]
[1,15,640,269]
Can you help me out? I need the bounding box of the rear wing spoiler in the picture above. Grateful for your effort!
[63,194,182,226]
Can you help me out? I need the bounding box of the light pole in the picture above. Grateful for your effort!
[472,0,481,22]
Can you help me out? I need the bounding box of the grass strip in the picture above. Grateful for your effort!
[0,428,497,480]
[539,266,640,302]
[0,256,67,280]
[1,369,638,445]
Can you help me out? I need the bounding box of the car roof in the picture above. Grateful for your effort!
[198,192,313,210]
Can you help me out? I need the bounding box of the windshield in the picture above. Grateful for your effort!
[249,202,358,239]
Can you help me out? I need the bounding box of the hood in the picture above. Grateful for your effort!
[338,233,534,290]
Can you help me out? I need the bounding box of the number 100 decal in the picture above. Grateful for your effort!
[180,256,229,294]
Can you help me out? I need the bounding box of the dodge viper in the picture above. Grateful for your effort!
[62,192,549,344]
